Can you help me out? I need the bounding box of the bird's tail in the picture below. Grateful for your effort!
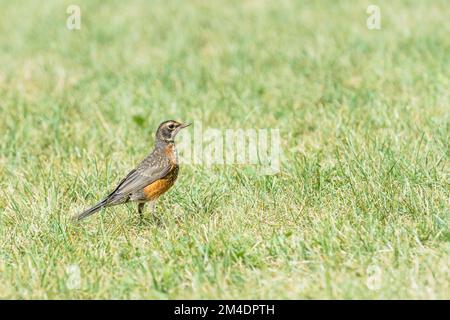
[73,198,108,221]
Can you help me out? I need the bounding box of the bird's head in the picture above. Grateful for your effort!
[155,120,190,143]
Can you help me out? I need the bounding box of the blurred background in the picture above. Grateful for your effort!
[0,0,448,299]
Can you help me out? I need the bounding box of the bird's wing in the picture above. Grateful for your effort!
[105,157,172,204]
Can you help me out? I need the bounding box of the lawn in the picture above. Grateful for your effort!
[0,0,448,299]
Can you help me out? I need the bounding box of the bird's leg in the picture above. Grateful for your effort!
[149,201,162,224]
[138,203,145,220]
[149,201,156,213]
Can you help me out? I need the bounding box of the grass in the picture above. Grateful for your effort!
[0,0,448,299]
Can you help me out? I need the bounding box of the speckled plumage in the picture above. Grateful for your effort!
[75,120,189,221]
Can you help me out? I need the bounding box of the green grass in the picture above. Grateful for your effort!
[0,0,449,299]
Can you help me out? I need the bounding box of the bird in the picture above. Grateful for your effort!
[74,120,190,221]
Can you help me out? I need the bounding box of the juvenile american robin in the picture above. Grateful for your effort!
[74,120,190,221]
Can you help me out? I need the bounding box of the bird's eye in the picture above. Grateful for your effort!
[168,124,175,130]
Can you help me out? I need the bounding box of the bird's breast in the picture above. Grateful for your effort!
[142,165,179,201]
[165,143,178,165]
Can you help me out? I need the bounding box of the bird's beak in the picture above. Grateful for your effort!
[179,123,191,129]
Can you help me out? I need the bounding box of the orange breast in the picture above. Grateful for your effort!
[165,144,178,164]
[142,166,179,201]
